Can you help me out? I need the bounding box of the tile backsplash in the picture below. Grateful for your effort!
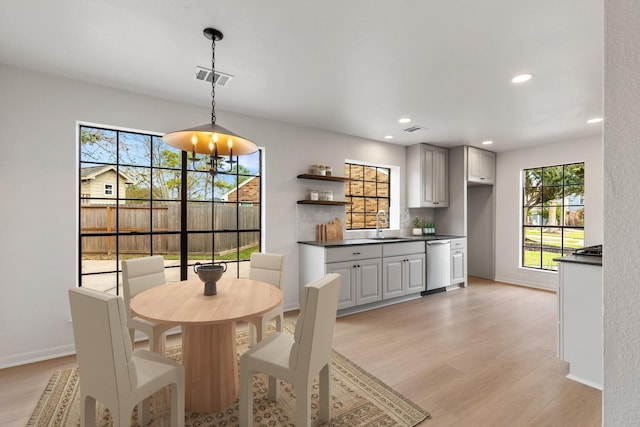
[296,204,346,242]
[297,206,435,241]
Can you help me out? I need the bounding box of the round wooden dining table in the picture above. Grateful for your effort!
[129,277,283,413]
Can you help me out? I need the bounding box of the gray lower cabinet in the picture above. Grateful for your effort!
[450,238,467,286]
[299,241,425,314]
[300,243,383,311]
[326,258,382,309]
[382,253,426,299]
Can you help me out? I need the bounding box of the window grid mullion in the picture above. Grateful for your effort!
[522,162,584,271]
[79,124,262,290]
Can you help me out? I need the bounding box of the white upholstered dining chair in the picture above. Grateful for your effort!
[247,252,285,346]
[239,273,341,427]
[68,287,185,427]
[122,255,174,354]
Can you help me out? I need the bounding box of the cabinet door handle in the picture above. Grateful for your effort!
[353,252,361,255]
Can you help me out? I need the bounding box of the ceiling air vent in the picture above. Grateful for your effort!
[194,66,234,87]
[404,126,428,133]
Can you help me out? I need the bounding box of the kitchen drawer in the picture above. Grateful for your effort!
[382,241,425,257]
[326,244,382,263]
[450,238,466,250]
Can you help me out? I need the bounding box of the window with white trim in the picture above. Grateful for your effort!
[522,162,584,271]
[344,162,391,230]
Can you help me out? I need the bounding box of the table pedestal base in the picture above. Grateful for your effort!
[182,322,238,413]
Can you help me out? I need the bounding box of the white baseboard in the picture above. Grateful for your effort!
[494,275,557,292]
[284,302,299,312]
[566,373,603,390]
[0,344,77,369]
[1,327,184,369]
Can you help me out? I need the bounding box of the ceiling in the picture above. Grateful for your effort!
[0,0,603,152]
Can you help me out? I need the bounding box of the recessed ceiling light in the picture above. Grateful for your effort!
[384,135,394,139]
[398,118,411,124]
[482,140,494,145]
[587,117,603,124]
[511,73,533,83]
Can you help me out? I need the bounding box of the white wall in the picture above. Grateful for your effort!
[494,135,603,290]
[604,0,640,423]
[0,64,406,367]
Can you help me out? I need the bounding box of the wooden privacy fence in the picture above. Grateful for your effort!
[81,204,260,255]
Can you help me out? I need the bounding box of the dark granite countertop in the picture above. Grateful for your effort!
[298,235,465,247]
[554,254,602,266]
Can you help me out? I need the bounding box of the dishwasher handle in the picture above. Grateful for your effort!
[427,240,450,245]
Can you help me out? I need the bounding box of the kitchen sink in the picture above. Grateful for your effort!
[340,238,377,244]
[367,237,411,242]
[340,237,412,245]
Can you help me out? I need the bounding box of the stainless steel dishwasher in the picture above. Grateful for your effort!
[426,240,451,291]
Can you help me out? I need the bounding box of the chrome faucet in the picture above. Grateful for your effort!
[376,210,387,238]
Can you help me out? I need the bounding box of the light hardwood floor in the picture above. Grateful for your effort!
[0,277,601,426]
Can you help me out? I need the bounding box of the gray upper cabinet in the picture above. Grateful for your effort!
[407,144,449,208]
[467,147,496,185]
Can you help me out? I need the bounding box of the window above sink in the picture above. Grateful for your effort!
[344,159,401,236]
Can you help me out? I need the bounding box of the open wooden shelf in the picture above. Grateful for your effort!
[297,200,351,206]
[297,174,353,182]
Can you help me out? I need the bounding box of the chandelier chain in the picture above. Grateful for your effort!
[211,36,216,126]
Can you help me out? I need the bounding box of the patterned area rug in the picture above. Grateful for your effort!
[27,327,430,426]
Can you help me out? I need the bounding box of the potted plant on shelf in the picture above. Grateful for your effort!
[412,217,423,236]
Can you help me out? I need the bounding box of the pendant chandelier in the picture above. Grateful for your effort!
[163,27,258,175]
